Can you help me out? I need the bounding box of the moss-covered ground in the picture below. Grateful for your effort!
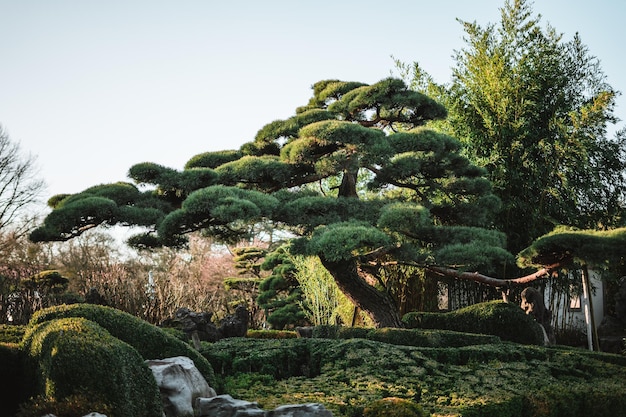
[201,337,626,417]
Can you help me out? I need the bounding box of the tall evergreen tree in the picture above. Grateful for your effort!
[397,0,626,258]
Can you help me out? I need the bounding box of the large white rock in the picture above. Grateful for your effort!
[195,394,265,417]
[146,356,216,417]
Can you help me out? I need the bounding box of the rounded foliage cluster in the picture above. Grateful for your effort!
[29,303,216,385]
[363,397,428,417]
[21,317,162,417]
[402,300,544,345]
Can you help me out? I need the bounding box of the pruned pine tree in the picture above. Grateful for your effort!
[30,77,513,327]
[256,244,307,330]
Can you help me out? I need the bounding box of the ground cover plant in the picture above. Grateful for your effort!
[201,336,626,417]
[311,325,502,348]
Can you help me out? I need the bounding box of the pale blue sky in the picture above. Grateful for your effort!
[1,0,624,202]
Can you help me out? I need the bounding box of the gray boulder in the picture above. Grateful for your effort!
[195,395,265,417]
[164,307,221,342]
[162,306,250,342]
[145,356,216,417]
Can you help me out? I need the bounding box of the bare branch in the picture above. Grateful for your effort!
[0,125,45,234]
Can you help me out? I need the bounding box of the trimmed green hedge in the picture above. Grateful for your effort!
[246,329,298,339]
[29,303,216,386]
[402,300,544,345]
[312,325,501,347]
[20,317,162,417]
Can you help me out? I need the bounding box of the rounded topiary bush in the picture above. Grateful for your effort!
[29,303,216,385]
[402,300,544,345]
[364,397,428,417]
[21,317,162,417]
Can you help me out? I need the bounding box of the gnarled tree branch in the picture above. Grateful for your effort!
[426,263,564,287]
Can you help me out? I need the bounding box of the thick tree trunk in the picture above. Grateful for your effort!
[338,169,359,198]
[320,255,403,328]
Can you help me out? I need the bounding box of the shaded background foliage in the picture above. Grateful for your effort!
[396,0,626,259]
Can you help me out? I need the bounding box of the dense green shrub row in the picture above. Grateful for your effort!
[20,317,162,417]
[312,325,501,347]
[202,337,626,417]
[402,300,545,345]
[29,303,216,385]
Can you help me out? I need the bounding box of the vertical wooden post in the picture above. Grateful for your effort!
[581,265,599,351]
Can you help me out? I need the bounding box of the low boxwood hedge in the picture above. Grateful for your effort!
[246,329,298,339]
[311,325,501,347]
[20,317,163,417]
[402,300,544,345]
[29,303,216,386]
